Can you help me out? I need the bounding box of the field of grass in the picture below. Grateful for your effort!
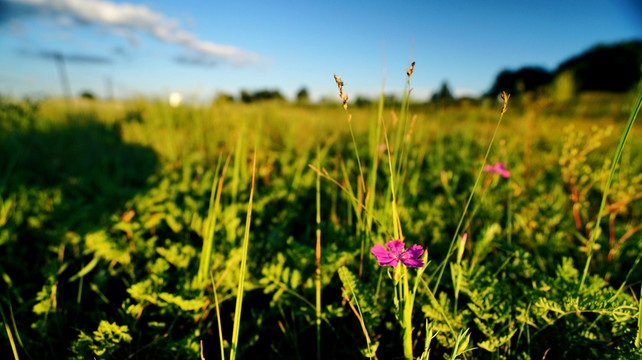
[1,75,642,359]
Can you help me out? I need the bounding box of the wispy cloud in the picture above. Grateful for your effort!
[174,55,218,68]
[4,0,260,66]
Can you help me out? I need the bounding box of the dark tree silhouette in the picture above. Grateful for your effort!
[485,67,553,97]
[240,89,284,103]
[240,90,252,103]
[295,87,309,105]
[485,40,642,97]
[80,90,96,100]
[214,92,235,103]
[556,40,642,92]
[431,81,454,103]
[354,96,372,107]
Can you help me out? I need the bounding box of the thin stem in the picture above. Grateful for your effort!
[315,144,322,360]
[402,266,413,359]
[382,116,400,240]
[346,114,367,193]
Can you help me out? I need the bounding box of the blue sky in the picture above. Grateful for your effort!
[0,0,640,102]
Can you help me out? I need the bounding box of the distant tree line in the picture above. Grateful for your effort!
[75,40,641,105]
[213,88,310,105]
[485,40,642,98]
[239,89,285,103]
[218,41,641,107]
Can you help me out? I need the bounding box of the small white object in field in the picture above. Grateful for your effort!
[169,92,183,107]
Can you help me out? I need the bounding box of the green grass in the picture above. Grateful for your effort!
[230,152,256,360]
[579,89,642,289]
[1,84,642,359]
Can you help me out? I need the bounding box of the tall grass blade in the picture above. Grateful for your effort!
[0,302,19,360]
[393,60,415,192]
[381,116,401,240]
[231,123,246,204]
[637,285,642,348]
[347,114,367,193]
[365,82,385,234]
[198,155,230,287]
[210,270,226,360]
[229,151,257,360]
[315,144,322,360]
[578,90,642,290]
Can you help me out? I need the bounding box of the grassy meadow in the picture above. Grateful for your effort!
[1,75,642,359]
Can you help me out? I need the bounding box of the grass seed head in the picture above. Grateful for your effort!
[334,73,348,110]
[334,73,344,90]
[406,61,415,78]
[500,91,510,114]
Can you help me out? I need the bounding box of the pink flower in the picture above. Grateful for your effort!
[483,162,510,178]
[371,240,424,268]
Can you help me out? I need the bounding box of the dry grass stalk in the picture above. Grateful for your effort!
[334,73,349,111]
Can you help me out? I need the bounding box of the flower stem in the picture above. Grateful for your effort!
[402,265,413,359]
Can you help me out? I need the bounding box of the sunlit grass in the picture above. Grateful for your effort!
[1,83,642,359]
[229,151,257,360]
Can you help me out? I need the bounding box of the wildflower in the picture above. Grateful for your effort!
[371,240,424,268]
[484,162,510,178]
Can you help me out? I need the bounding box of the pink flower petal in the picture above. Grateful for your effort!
[400,258,424,268]
[385,240,405,255]
[371,244,399,267]
[370,244,389,257]
[371,240,424,268]
[383,258,400,267]
[484,162,510,178]
[402,244,424,259]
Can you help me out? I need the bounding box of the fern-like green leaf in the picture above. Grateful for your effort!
[338,266,381,329]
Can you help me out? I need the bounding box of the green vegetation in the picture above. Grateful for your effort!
[1,74,642,360]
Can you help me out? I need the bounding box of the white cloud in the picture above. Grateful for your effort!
[6,0,260,66]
